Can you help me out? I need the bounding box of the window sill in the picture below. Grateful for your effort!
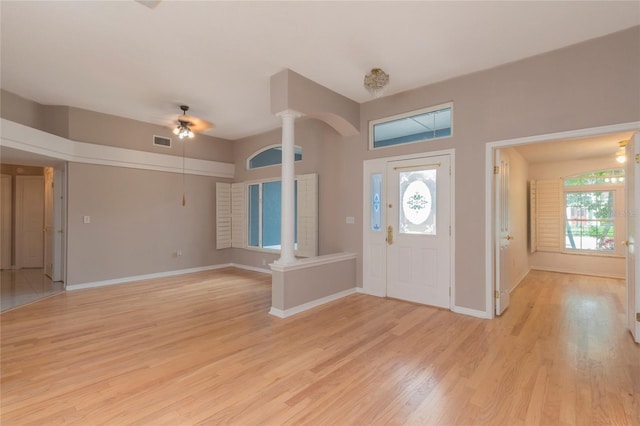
[561,250,625,259]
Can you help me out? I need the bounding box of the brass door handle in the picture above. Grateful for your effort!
[622,240,633,246]
[506,235,513,241]
[387,225,393,245]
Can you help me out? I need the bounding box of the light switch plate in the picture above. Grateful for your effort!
[346,216,355,224]
[83,216,91,224]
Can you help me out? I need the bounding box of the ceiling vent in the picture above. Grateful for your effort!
[153,135,172,148]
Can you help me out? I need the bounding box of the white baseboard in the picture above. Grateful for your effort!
[530,266,624,280]
[66,263,273,291]
[451,305,491,319]
[230,263,272,275]
[269,287,357,318]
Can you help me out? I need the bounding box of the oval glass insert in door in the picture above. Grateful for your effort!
[399,169,436,235]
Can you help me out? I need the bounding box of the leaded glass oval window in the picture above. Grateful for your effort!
[399,169,436,235]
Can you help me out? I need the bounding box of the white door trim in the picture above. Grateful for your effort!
[485,121,640,319]
[362,148,456,309]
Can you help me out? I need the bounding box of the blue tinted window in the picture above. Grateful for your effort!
[371,173,382,232]
[248,146,302,169]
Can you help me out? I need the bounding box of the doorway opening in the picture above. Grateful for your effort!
[485,122,640,342]
[1,160,66,312]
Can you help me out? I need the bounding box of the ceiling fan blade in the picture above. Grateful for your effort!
[181,115,214,132]
[135,1,161,10]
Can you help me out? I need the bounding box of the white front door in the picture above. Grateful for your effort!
[386,155,451,308]
[495,149,511,315]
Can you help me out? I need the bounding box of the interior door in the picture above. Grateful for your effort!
[386,155,451,308]
[1,174,12,269]
[495,149,511,315]
[16,176,45,268]
[626,133,640,343]
[44,168,54,278]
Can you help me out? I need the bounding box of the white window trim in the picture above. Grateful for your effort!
[563,183,625,257]
[368,101,454,151]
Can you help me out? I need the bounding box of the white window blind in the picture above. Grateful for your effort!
[535,179,562,252]
[529,180,537,254]
[215,174,318,257]
[216,182,231,249]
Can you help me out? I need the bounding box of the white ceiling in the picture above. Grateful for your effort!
[1,1,638,142]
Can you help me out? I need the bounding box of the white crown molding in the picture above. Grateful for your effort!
[0,119,235,178]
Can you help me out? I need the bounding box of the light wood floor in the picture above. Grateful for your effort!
[1,268,638,425]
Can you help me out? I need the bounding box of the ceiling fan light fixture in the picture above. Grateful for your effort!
[174,105,195,139]
[364,68,389,98]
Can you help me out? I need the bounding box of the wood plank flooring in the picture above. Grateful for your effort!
[1,268,638,425]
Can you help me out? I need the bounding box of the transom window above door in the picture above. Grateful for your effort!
[369,103,452,149]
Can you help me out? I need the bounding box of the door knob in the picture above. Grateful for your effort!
[506,235,513,241]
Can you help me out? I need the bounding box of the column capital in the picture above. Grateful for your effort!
[275,109,303,120]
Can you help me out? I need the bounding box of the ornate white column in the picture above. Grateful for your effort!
[275,110,301,265]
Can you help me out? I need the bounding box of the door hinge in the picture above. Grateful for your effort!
[636,312,640,322]
[495,290,500,299]
[636,154,640,164]
[493,166,500,174]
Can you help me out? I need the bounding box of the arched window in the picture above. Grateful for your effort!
[247,145,302,169]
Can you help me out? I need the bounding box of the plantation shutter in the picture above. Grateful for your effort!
[535,179,563,252]
[231,183,245,248]
[296,173,318,258]
[529,180,537,254]
[216,182,231,249]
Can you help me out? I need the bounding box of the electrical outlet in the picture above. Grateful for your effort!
[177,249,183,257]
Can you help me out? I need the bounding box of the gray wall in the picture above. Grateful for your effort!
[66,162,233,285]
[333,26,639,311]
[2,27,638,310]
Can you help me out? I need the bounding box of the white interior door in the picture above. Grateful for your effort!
[1,174,12,269]
[495,149,511,315]
[626,133,640,343]
[52,168,65,282]
[16,176,45,268]
[386,155,451,308]
[44,168,54,278]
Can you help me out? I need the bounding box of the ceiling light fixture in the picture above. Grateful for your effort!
[616,140,628,164]
[364,68,389,98]
[173,105,195,139]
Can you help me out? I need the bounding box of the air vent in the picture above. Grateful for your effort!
[153,135,172,148]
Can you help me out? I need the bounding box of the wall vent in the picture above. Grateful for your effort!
[153,135,172,148]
